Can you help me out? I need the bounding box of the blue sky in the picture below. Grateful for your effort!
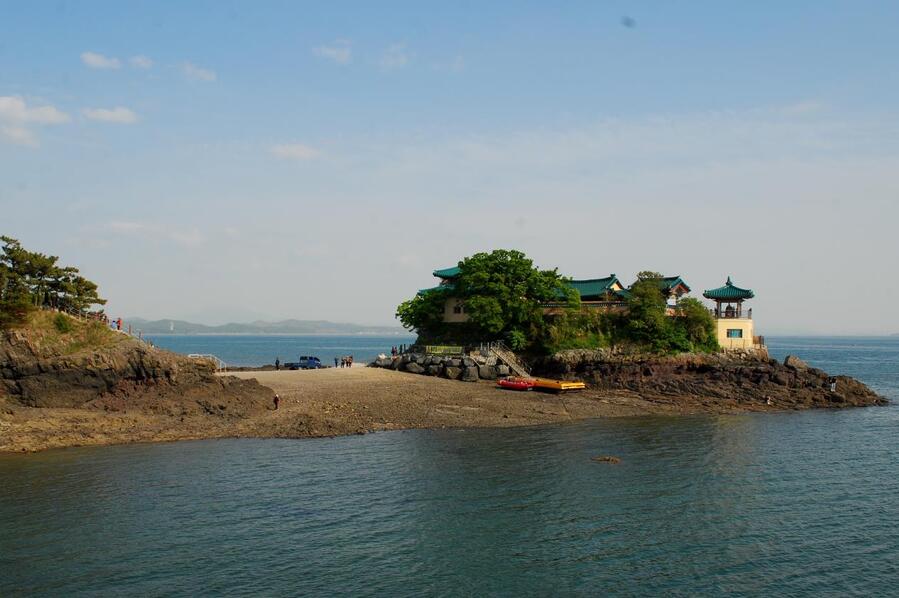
[2,1,899,333]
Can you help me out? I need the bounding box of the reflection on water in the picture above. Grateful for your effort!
[1,337,898,595]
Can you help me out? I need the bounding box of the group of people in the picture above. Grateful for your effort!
[389,344,408,357]
[335,355,354,368]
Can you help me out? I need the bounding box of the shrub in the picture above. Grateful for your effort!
[53,312,74,333]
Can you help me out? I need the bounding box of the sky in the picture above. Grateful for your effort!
[2,1,898,334]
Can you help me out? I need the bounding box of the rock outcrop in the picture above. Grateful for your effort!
[1,328,272,417]
[531,349,886,409]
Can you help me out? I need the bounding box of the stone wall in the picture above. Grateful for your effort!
[370,352,510,382]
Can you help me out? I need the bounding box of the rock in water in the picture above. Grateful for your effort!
[592,455,621,464]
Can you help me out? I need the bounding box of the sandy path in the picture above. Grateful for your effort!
[0,368,681,453]
[226,367,671,437]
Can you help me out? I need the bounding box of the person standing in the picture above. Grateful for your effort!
[273,394,280,410]
[334,357,339,368]
[275,357,280,371]
[116,317,122,331]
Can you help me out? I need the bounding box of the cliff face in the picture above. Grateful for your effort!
[532,350,886,409]
[0,323,271,417]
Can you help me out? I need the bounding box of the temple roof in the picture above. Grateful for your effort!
[433,266,461,279]
[658,275,691,293]
[417,282,455,296]
[703,277,755,300]
[627,275,691,295]
[565,275,622,299]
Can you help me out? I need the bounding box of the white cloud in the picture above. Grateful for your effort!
[182,62,217,82]
[106,221,205,247]
[0,95,70,146]
[1,125,38,147]
[81,51,121,69]
[379,43,411,70]
[130,55,154,69]
[0,95,70,124]
[82,107,139,124]
[271,143,320,160]
[313,40,352,65]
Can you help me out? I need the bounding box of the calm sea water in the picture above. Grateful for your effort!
[143,334,416,367]
[1,337,898,596]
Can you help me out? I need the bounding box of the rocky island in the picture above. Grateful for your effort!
[0,243,887,453]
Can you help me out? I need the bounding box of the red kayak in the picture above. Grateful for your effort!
[497,377,536,391]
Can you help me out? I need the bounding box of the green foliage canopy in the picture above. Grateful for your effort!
[0,235,106,328]
[605,274,718,354]
[396,249,577,350]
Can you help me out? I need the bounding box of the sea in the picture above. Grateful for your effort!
[142,334,417,367]
[1,336,898,596]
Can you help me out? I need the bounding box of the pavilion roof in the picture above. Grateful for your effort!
[702,277,755,301]
[433,266,461,279]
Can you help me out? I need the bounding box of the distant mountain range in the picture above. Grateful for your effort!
[126,318,408,335]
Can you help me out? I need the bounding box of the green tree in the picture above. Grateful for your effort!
[674,297,718,352]
[396,286,451,335]
[396,249,577,350]
[0,235,106,328]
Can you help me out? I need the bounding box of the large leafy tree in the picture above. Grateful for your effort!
[396,249,577,350]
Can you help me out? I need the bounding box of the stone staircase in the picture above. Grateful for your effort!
[486,342,530,378]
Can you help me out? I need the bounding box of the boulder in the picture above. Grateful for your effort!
[405,362,425,374]
[478,365,497,380]
[446,358,461,368]
[462,357,475,368]
[462,366,480,382]
[427,365,442,376]
[496,364,510,377]
[784,355,809,370]
[444,366,462,380]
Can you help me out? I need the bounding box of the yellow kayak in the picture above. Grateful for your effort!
[532,378,586,392]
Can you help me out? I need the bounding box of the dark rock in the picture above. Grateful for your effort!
[444,366,462,380]
[462,366,479,382]
[405,362,425,374]
[784,355,809,370]
[478,365,497,380]
[427,365,442,376]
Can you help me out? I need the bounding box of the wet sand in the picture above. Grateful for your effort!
[2,367,695,453]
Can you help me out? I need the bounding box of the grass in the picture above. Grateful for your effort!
[15,311,124,356]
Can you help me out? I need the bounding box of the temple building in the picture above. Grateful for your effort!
[419,266,763,352]
[702,277,759,350]
[418,266,469,323]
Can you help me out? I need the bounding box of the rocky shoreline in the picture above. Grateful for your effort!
[371,352,511,381]
[531,349,886,409]
[371,348,886,410]
[0,322,887,453]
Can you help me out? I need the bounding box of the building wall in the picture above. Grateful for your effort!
[716,318,755,350]
[443,297,470,323]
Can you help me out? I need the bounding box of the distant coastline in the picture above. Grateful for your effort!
[127,318,407,335]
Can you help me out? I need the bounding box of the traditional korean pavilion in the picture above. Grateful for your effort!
[703,277,758,350]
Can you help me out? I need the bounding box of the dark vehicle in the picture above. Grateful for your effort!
[286,356,322,370]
